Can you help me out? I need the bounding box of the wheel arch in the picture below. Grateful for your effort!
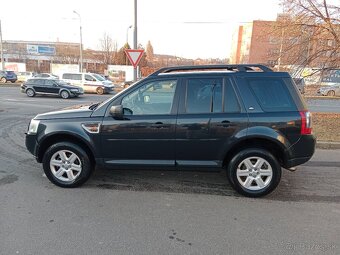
[222,137,288,168]
[37,133,96,166]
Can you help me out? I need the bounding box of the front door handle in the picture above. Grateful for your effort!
[151,122,168,129]
[219,120,231,128]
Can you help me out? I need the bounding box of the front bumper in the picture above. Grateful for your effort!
[25,134,40,161]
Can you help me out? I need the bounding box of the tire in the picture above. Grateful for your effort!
[0,77,7,83]
[60,90,70,99]
[26,88,35,97]
[96,87,104,95]
[327,90,335,97]
[42,142,93,188]
[11,80,16,83]
[226,148,281,197]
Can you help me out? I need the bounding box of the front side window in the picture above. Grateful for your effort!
[121,80,177,115]
[44,79,55,86]
[186,78,222,113]
[85,74,95,81]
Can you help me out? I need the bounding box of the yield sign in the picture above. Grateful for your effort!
[125,49,144,68]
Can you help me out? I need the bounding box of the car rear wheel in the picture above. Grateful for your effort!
[42,142,93,188]
[327,90,335,96]
[227,148,281,197]
[60,90,70,99]
[0,77,7,83]
[96,87,104,95]
[26,88,35,97]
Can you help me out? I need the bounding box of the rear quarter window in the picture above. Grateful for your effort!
[247,78,296,112]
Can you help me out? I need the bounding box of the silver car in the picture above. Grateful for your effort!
[318,85,340,96]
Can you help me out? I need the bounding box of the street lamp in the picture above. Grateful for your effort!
[126,25,132,45]
[73,10,83,72]
[0,19,4,71]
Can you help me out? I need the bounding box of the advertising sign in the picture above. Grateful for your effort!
[27,45,56,55]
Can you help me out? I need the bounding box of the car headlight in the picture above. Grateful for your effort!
[28,119,40,134]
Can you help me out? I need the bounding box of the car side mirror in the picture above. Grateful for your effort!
[110,105,123,119]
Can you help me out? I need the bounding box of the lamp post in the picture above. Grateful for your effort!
[73,10,83,72]
[126,25,132,44]
[0,19,4,71]
[133,0,137,81]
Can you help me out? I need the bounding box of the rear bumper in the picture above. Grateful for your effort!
[284,134,316,168]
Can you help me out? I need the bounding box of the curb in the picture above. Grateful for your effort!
[316,141,340,150]
[304,96,340,100]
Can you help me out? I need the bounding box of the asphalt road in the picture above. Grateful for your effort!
[0,86,340,255]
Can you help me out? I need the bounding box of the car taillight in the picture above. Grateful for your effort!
[299,111,312,135]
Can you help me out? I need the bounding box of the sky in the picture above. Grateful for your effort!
[0,0,281,59]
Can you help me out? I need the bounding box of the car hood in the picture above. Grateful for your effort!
[35,106,93,120]
[103,80,113,86]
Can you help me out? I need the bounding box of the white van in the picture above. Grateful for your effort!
[61,73,114,94]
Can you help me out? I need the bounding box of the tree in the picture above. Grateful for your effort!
[273,0,339,72]
[146,40,154,63]
[115,43,131,65]
[100,33,116,65]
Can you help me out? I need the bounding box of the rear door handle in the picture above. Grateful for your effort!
[219,120,231,128]
[151,122,169,129]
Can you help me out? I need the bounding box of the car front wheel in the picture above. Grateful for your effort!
[227,148,281,197]
[327,90,335,96]
[96,87,104,95]
[0,77,7,83]
[26,88,35,97]
[60,90,70,99]
[42,142,93,188]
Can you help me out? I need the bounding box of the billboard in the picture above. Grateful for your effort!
[51,64,79,78]
[27,45,56,55]
[4,62,26,72]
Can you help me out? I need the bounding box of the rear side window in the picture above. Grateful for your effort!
[247,78,296,112]
[72,74,82,80]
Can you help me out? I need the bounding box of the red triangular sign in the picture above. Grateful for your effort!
[125,49,144,68]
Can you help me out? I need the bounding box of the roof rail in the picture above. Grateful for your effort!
[149,64,273,76]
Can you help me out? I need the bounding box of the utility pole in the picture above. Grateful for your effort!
[73,11,83,72]
[0,19,5,71]
[133,0,137,81]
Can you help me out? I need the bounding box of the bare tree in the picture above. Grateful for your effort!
[146,40,154,63]
[100,33,116,65]
[272,0,339,72]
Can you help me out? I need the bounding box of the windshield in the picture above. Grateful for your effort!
[92,74,106,81]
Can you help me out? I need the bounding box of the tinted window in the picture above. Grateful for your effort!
[224,80,241,113]
[122,80,177,115]
[29,79,43,85]
[85,74,95,81]
[248,78,296,112]
[186,78,222,113]
[44,79,55,86]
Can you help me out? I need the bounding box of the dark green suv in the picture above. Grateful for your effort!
[25,65,315,197]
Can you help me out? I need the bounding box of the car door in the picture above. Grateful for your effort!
[100,78,179,168]
[175,76,248,168]
[32,79,46,93]
[43,79,60,94]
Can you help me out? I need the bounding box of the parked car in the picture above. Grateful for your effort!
[317,85,340,97]
[25,65,315,197]
[21,78,83,99]
[0,70,18,83]
[61,72,114,94]
[34,73,59,79]
[293,78,306,94]
[16,72,36,83]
